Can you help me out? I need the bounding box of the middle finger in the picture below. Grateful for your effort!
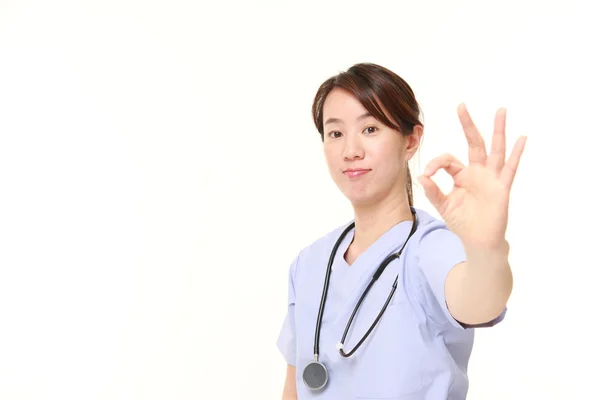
[458,103,487,165]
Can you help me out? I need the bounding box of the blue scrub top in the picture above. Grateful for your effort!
[277,208,505,399]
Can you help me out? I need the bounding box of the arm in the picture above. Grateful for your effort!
[418,104,526,327]
[282,364,297,400]
[445,240,512,325]
[278,255,300,399]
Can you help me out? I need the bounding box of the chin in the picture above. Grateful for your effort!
[342,188,380,207]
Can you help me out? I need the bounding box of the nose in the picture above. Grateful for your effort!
[343,132,365,161]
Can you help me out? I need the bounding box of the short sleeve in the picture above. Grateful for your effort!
[276,253,299,366]
[416,224,506,330]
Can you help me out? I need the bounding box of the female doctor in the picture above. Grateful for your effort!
[277,62,526,400]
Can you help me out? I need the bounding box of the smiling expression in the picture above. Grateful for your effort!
[322,88,421,207]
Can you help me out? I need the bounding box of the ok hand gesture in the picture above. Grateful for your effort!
[418,104,527,249]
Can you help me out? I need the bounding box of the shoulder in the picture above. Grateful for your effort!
[405,208,467,285]
[406,208,469,328]
[291,220,352,274]
[413,208,452,237]
[297,220,352,259]
[411,208,464,253]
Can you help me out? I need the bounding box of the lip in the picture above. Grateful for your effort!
[343,168,371,178]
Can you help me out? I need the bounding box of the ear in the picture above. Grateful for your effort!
[404,125,423,161]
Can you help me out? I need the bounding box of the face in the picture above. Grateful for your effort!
[322,88,421,207]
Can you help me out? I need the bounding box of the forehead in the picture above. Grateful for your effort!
[322,88,369,121]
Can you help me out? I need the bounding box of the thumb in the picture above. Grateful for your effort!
[418,175,447,211]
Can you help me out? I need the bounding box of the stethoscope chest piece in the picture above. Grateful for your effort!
[302,361,328,390]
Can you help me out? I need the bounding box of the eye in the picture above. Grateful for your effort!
[328,131,342,138]
[363,126,377,135]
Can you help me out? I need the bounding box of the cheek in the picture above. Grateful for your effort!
[323,148,339,170]
[370,144,405,175]
[371,144,398,165]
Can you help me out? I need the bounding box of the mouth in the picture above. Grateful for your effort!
[343,168,371,178]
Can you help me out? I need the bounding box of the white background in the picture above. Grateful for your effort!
[0,0,598,399]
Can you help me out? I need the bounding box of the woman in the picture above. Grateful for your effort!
[277,62,527,400]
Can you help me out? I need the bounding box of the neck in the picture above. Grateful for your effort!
[350,191,414,253]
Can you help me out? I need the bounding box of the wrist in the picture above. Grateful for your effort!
[463,239,510,269]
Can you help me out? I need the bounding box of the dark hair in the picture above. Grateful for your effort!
[311,62,422,207]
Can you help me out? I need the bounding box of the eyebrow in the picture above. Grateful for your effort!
[324,111,373,126]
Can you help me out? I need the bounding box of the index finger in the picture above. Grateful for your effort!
[423,153,467,187]
[458,103,487,165]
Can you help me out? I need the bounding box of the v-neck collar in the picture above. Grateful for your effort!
[332,219,415,304]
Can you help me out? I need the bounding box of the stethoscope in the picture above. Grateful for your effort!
[302,207,419,391]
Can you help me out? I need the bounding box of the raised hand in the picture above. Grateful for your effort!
[417,104,527,249]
